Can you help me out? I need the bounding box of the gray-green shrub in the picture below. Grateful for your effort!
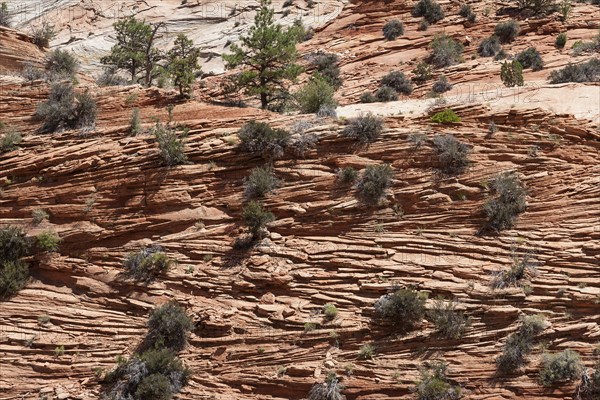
[415,361,461,400]
[432,134,470,175]
[341,113,384,145]
[238,121,291,159]
[45,49,79,79]
[427,298,470,339]
[428,34,464,68]
[412,0,445,23]
[478,36,501,57]
[242,201,275,238]
[375,288,427,331]
[296,74,336,114]
[381,71,413,95]
[496,314,547,372]
[146,301,194,352]
[484,172,527,231]
[123,246,171,281]
[539,349,583,386]
[36,83,97,133]
[516,47,544,71]
[383,20,404,40]
[152,122,187,166]
[357,164,393,205]
[244,166,279,198]
[494,20,520,43]
[549,58,600,83]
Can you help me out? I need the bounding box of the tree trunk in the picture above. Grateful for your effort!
[260,92,268,109]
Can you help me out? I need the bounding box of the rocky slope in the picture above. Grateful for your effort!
[1,0,600,399]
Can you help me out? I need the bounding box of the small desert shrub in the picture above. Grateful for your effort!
[432,134,470,174]
[296,74,337,114]
[428,34,464,68]
[146,301,193,352]
[484,172,527,231]
[238,121,291,159]
[478,36,501,57]
[383,20,404,40]
[494,20,520,43]
[501,60,524,87]
[0,127,22,153]
[418,19,430,31]
[549,58,600,83]
[31,21,57,48]
[415,361,461,400]
[152,122,187,166]
[412,62,433,83]
[359,92,377,103]
[430,109,461,123]
[539,350,583,386]
[36,83,97,133]
[412,0,445,23]
[491,250,538,289]
[374,85,398,102]
[578,359,600,399]
[323,303,338,319]
[311,52,342,89]
[555,32,567,49]
[431,75,452,93]
[381,71,413,94]
[317,104,337,118]
[129,108,142,135]
[496,314,546,372]
[242,201,275,238]
[427,298,470,339]
[22,63,46,81]
[0,2,10,28]
[96,68,129,86]
[45,49,79,79]
[32,209,49,225]
[289,132,318,157]
[123,246,171,281]
[516,47,544,71]
[337,166,358,184]
[375,288,427,331]
[0,260,30,299]
[244,166,279,198]
[358,343,376,359]
[341,113,384,145]
[105,348,190,400]
[36,231,60,252]
[308,376,345,400]
[357,164,394,205]
[459,3,476,22]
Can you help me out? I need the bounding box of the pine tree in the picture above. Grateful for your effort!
[168,34,201,98]
[223,0,302,110]
[101,17,165,87]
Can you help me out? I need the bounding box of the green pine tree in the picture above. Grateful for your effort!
[168,34,201,98]
[223,0,302,110]
[100,17,165,87]
[500,60,524,87]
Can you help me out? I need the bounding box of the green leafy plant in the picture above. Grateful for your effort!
[555,32,567,49]
[430,109,461,123]
[36,231,60,252]
[32,209,49,225]
[0,127,22,153]
[358,343,376,359]
[296,73,336,114]
[323,303,338,320]
[337,166,358,184]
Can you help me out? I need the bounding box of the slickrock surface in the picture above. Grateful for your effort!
[1,0,600,399]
